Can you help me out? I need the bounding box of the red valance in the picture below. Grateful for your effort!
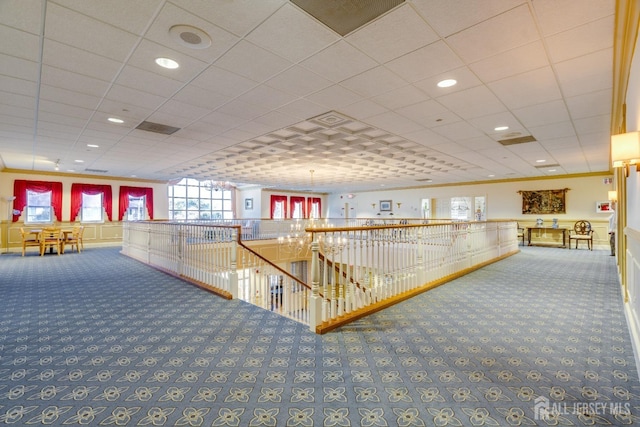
[12,180,63,222]
[119,186,154,221]
[70,183,113,221]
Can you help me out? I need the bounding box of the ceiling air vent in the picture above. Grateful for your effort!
[85,168,108,173]
[136,121,180,135]
[498,135,537,146]
[291,0,405,36]
[535,163,560,169]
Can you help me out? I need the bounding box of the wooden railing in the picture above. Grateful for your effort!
[122,220,519,333]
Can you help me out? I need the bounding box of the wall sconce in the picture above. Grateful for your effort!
[371,203,376,209]
[396,202,402,209]
[608,190,618,202]
[611,131,640,177]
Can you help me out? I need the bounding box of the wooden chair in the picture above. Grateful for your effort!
[65,225,84,253]
[569,220,593,250]
[517,223,525,246]
[20,227,40,256]
[39,227,62,256]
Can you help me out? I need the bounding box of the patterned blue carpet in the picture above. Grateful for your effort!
[0,246,638,426]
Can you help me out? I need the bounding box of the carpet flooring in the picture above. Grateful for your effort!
[0,245,638,426]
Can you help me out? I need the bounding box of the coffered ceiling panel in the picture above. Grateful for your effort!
[0,0,616,192]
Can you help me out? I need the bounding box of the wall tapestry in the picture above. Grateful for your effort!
[518,188,569,214]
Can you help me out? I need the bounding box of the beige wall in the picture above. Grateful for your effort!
[0,170,169,252]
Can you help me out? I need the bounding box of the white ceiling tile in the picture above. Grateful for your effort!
[437,85,506,120]
[54,0,163,34]
[0,25,41,61]
[246,3,338,63]
[446,4,538,63]
[528,121,576,141]
[306,85,364,109]
[512,100,570,128]
[489,67,561,110]
[338,100,389,121]
[265,66,332,97]
[115,65,187,98]
[39,85,101,110]
[190,65,258,98]
[0,90,35,110]
[144,2,239,63]
[300,40,377,83]
[396,100,449,124]
[45,2,139,62]
[341,66,407,98]
[0,74,36,98]
[41,65,110,98]
[0,0,43,33]
[385,41,463,83]
[430,121,484,141]
[546,17,613,63]
[366,111,424,135]
[532,0,614,36]
[372,85,430,110]
[126,39,210,83]
[410,0,523,37]
[234,85,297,111]
[175,0,286,38]
[574,114,610,136]
[347,4,438,63]
[214,40,292,83]
[156,99,212,120]
[37,100,94,121]
[0,52,39,82]
[172,85,231,110]
[565,89,612,120]
[470,41,549,83]
[41,39,122,81]
[554,49,613,98]
[414,67,482,98]
[105,84,166,111]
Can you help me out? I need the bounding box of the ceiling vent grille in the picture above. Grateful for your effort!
[534,163,560,169]
[498,135,537,146]
[136,121,181,135]
[290,0,405,36]
[85,168,108,173]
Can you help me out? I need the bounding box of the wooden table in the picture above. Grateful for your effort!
[527,227,567,248]
[29,228,73,254]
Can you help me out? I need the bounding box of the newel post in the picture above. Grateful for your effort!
[230,228,239,299]
[309,234,322,332]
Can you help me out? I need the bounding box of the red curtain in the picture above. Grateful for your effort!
[270,195,287,219]
[307,197,321,218]
[12,180,63,222]
[70,183,113,222]
[118,186,154,221]
[290,196,305,219]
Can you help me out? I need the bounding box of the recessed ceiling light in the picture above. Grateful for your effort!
[536,159,546,163]
[494,126,509,131]
[87,144,99,148]
[74,159,84,163]
[155,57,179,69]
[548,169,556,172]
[437,79,457,88]
[108,117,124,124]
[488,174,495,177]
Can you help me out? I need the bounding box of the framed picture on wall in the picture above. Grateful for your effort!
[379,200,392,211]
[245,198,253,210]
[596,201,611,213]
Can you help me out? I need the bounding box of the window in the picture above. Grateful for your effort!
[307,197,321,219]
[119,186,154,221]
[81,193,103,222]
[127,195,145,221]
[26,190,52,223]
[291,196,305,219]
[270,195,287,219]
[70,184,113,222]
[168,178,233,221]
[12,180,63,223]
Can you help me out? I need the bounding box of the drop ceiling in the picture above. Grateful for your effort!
[0,0,615,192]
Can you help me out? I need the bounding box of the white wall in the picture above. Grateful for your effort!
[328,174,614,221]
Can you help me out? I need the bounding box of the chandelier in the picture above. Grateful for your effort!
[203,180,232,191]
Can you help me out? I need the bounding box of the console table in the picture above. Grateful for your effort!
[527,227,567,248]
